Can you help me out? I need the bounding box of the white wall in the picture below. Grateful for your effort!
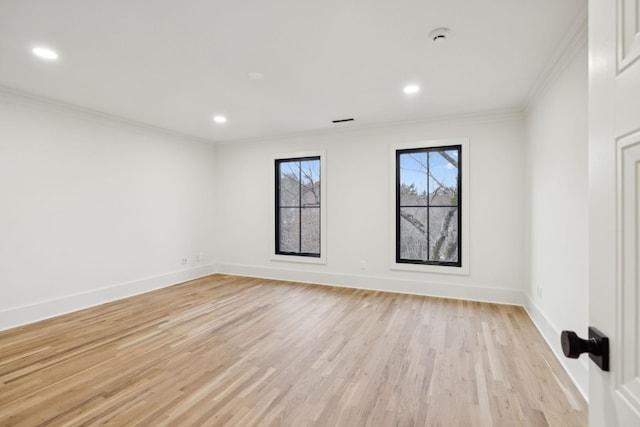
[0,92,527,329]
[0,92,217,329]
[524,42,589,397]
[215,112,526,304]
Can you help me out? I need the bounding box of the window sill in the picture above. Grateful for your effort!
[271,254,327,265]
[390,261,469,276]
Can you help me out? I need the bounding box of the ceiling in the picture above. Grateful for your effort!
[0,0,586,143]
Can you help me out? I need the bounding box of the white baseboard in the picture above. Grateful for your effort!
[0,264,217,331]
[216,263,526,306]
[1,262,587,404]
[523,295,589,402]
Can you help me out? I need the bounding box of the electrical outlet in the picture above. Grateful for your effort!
[360,260,367,270]
[196,252,204,263]
[181,257,188,265]
[537,286,543,299]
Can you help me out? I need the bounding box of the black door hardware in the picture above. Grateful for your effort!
[560,327,609,371]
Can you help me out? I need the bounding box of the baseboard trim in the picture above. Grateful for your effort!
[0,264,217,331]
[216,263,525,306]
[523,295,589,402]
[1,263,587,403]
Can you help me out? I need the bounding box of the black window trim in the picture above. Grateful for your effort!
[275,156,321,258]
[395,144,462,267]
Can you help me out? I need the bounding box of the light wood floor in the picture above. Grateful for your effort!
[0,274,586,426]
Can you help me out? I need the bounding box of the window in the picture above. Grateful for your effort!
[275,156,321,257]
[396,145,461,266]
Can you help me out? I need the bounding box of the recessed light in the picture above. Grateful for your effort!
[403,84,420,94]
[32,46,59,60]
[213,115,227,124]
[248,72,264,80]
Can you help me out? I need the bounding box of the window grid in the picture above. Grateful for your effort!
[396,145,462,267]
[275,156,321,257]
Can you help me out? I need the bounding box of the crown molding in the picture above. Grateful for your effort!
[1,84,523,148]
[522,6,588,110]
[217,108,524,147]
[1,83,524,149]
[0,85,217,146]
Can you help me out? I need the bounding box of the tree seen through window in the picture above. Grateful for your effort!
[275,157,321,257]
[397,146,461,266]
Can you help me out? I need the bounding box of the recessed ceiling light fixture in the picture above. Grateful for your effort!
[248,72,264,80]
[32,46,59,60]
[213,115,227,124]
[403,84,420,94]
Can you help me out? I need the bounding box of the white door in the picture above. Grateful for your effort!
[589,0,640,425]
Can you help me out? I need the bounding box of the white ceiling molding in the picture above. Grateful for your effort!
[218,108,524,147]
[0,85,215,146]
[522,6,588,110]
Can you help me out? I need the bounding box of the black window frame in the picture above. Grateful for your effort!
[275,156,321,258]
[396,145,462,267]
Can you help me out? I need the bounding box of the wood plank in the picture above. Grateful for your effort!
[0,274,587,426]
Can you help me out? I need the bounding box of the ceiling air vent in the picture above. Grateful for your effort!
[332,118,354,123]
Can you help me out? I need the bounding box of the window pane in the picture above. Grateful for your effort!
[399,207,429,261]
[301,207,320,253]
[428,207,459,262]
[428,150,459,206]
[279,208,300,252]
[300,159,320,206]
[279,161,300,207]
[399,152,428,206]
[396,145,461,267]
[276,155,321,258]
